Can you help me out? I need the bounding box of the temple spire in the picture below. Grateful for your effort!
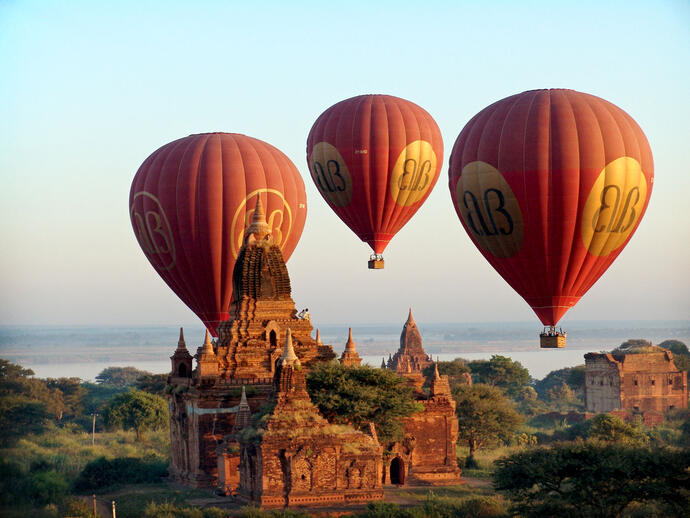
[381,358,386,369]
[407,307,415,326]
[434,361,441,380]
[345,327,357,352]
[280,328,300,367]
[245,196,271,242]
[315,328,323,345]
[177,327,187,350]
[201,329,215,356]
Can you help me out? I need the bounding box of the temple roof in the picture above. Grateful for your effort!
[232,201,291,301]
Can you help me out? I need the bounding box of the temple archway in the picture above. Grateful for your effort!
[390,457,404,485]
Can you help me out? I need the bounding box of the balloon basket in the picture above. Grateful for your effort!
[540,332,566,349]
[368,259,385,269]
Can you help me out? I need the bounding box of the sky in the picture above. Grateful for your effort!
[1,0,688,329]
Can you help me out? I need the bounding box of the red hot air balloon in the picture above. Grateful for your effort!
[129,133,307,336]
[307,94,443,269]
[448,89,653,348]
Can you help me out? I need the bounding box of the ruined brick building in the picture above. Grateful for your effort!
[584,344,687,423]
[382,310,462,485]
[167,199,461,507]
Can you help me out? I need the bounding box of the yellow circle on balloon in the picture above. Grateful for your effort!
[581,157,648,257]
[390,140,437,207]
[455,161,524,258]
[308,142,353,207]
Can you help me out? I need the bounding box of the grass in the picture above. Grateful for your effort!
[2,423,169,482]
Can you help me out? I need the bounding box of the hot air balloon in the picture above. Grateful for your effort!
[129,133,307,336]
[448,89,653,348]
[307,94,443,269]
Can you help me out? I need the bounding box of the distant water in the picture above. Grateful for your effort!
[1,321,688,381]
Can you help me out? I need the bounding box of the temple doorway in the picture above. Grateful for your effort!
[390,457,404,485]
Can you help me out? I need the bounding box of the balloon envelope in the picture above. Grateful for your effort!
[129,133,307,335]
[307,94,443,259]
[448,89,653,325]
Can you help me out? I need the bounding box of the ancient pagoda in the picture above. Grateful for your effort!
[236,329,383,507]
[383,313,462,485]
[167,198,335,488]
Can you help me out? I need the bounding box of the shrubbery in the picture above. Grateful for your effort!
[73,456,168,492]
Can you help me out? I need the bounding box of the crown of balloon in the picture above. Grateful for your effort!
[244,197,273,245]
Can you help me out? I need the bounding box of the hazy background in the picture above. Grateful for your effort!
[1,0,688,330]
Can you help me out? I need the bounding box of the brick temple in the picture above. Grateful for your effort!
[584,343,687,424]
[167,199,461,507]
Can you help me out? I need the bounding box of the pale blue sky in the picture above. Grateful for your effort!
[1,0,688,328]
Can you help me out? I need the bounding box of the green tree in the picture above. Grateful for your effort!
[453,384,522,459]
[534,365,585,398]
[102,389,168,439]
[578,414,649,445]
[306,363,422,443]
[135,373,169,396]
[553,414,650,445]
[0,359,65,419]
[45,377,86,419]
[0,395,51,446]
[0,358,35,379]
[493,443,690,518]
[543,382,582,411]
[467,355,530,396]
[95,366,152,387]
[659,339,689,356]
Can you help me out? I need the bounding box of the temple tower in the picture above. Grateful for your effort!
[237,329,384,508]
[170,327,193,379]
[340,328,362,367]
[386,309,431,390]
[168,198,335,489]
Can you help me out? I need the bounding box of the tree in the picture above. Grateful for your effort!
[466,355,530,396]
[659,339,689,356]
[0,396,51,446]
[95,366,152,387]
[493,443,690,518]
[543,382,580,411]
[453,384,522,459]
[134,373,169,396]
[46,377,86,419]
[534,365,585,398]
[569,413,649,446]
[306,363,423,443]
[102,389,168,439]
[0,358,65,420]
[0,358,34,379]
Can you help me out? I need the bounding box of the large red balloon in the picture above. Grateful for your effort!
[449,89,653,326]
[129,133,307,335]
[307,95,443,263]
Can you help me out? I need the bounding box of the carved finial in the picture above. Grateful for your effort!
[245,196,271,242]
[240,385,248,406]
[280,328,300,367]
[201,329,215,355]
[407,307,415,326]
[434,361,441,380]
[315,328,323,345]
[177,327,186,350]
[345,327,356,352]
